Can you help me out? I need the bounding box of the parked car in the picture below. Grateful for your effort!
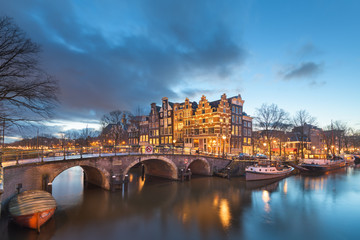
[238,153,252,160]
[255,154,268,159]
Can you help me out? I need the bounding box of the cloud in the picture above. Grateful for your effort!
[0,0,248,126]
[281,62,323,80]
[278,42,324,82]
[296,42,323,59]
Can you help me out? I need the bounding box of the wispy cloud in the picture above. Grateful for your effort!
[279,43,324,82]
[281,61,323,80]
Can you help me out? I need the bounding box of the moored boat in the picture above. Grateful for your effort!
[342,154,355,164]
[354,155,360,164]
[8,190,56,232]
[299,158,346,172]
[245,160,294,181]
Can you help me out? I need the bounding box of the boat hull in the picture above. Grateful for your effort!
[12,208,55,230]
[300,161,346,172]
[8,190,57,232]
[246,168,294,181]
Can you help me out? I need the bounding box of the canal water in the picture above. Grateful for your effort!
[1,165,360,240]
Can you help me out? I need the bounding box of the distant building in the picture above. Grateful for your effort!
[149,103,160,146]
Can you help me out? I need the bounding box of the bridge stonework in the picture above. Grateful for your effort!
[1,154,231,207]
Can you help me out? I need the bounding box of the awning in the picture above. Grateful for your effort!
[272,148,297,152]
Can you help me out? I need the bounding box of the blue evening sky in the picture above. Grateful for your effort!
[1,0,359,138]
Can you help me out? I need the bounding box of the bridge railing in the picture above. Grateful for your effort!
[0,146,234,166]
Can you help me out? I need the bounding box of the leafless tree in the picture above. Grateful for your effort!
[292,110,316,158]
[77,126,98,148]
[323,120,348,155]
[130,106,144,145]
[0,16,59,127]
[333,121,347,154]
[101,110,133,146]
[254,104,289,160]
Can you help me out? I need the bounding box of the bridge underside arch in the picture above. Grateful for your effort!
[125,158,178,180]
[50,165,110,190]
[188,159,211,176]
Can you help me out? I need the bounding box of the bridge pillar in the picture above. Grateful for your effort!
[109,166,125,192]
[42,174,52,193]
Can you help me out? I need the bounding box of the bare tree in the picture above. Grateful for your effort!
[254,104,289,160]
[292,110,316,159]
[323,120,348,155]
[131,106,144,146]
[77,126,98,148]
[101,110,133,147]
[332,120,348,154]
[0,16,59,126]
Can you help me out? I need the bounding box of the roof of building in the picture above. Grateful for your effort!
[209,100,220,108]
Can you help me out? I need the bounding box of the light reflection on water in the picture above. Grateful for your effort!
[1,165,360,240]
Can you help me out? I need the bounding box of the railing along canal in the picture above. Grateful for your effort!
[0,146,234,167]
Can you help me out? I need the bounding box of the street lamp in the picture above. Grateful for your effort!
[222,135,226,157]
[173,139,176,154]
[212,140,216,155]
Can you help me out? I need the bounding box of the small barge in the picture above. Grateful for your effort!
[8,190,56,232]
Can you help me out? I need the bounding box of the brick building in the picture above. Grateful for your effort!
[128,93,253,154]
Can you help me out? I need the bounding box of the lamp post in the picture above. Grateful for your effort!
[273,140,277,156]
[222,135,226,157]
[263,142,267,155]
[173,139,176,154]
[212,140,216,155]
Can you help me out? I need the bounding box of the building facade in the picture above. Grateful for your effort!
[159,97,174,146]
[228,95,245,154]
[149,103,160,146]
[242,113,253,154]
[128,93,253,154]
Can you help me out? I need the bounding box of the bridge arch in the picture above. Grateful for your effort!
[124,156,178,180]
[50,164,111,190]
[187,158,211,176]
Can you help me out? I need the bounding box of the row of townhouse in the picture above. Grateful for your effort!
[252,124,348,157]
[128,93,253,155]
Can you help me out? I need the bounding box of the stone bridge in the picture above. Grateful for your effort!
[1,154,231,207]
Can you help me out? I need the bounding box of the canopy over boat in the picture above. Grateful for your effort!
[9,190,56,217]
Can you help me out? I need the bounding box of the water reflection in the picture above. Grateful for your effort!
[262,190,271,213]
[219,199,231,230]
[283,179,288,195]
[2,165,360,240]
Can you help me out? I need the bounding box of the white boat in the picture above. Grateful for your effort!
[245,160,294,181]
